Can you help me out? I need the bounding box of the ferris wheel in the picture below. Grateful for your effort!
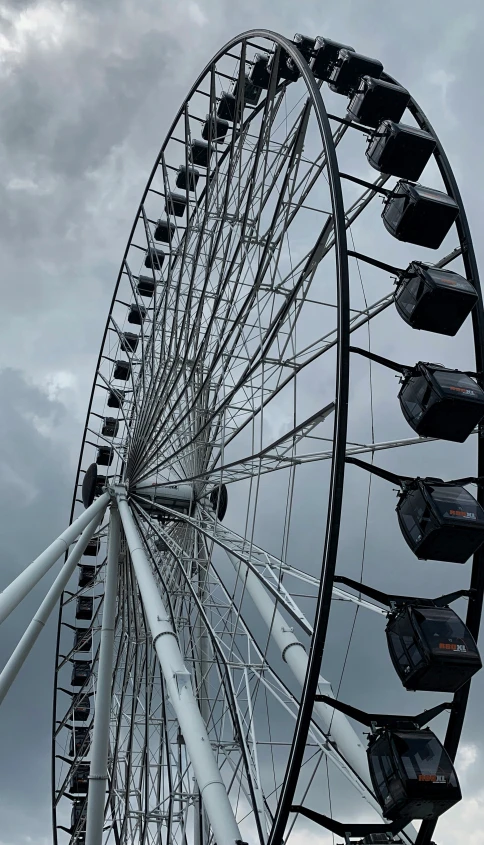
[0,26,483,845]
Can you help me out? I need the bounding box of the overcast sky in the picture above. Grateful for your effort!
[0,1,484,844]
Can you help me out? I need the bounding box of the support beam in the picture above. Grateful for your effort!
[0,492,110,626]
[85,505,121,845]
[0,511,105,707]
[224,550,370,784]
[116,487,242,845]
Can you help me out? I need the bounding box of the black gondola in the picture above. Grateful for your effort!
[154,219,175,243]
[120,332,138,353]
[346,456,484,563]
[367,120,436,181]
[335,575,482,694]
[101,417,119,437]
[347,77,410,128]
[210,483,228,521]
[128,303,146,325]
[232,75,262,106]
[83,538,100,557]
[190,139,212,168]
[268,48,300,83]
[76,597,93,621]
[73,696,90,721]
[112,360,130,380]
[155,536,169,552]
[310,37,355,81]
[201,115,229,143]
[71,800,87,831]
[217,93,242,122]
[96,446,113,466]
[316,696,461,823]
[69,727,90,757]
[382,182,459,249]
[395,262,477,335]
[387,604,481,692]
[175,165,199,191]
[368,729,461,821]
[144,246,165,269]
[350,346,484,442]
[328,50,383,95]
[397,481,484,562]
[71,661,91,687]
[399,364,484,442]
[70,764,90,795]
[137,275,156,298]
[107,388,125,409]
[73,629,92,653]
[249,53,270,89]
[78,565,95,589]
[165,192,186,217]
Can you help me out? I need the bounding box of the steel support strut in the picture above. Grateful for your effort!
[0,491,110,626]
[0,511,105,707]
[85,505,121,845]
[115,488,242,845]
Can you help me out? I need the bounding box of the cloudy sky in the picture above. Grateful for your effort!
[0,1,484,844]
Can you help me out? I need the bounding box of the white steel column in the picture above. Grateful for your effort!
[225,551,370,784]
[0,511,105,706]
[116,489,242,845]
[0,492,110,626]
[85,505,121,845]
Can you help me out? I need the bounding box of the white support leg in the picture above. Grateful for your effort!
[116,489,242,845]
[0,492,110,626]
[0,511,106,707]
[225,551,370,784]
[85,505,121,845]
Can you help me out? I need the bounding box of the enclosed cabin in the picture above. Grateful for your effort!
[387,603,481,692]
[84,538,100,558]
[175,165,199,191]
[249,53,271,89]
[101,417,119,438]
[165,192,187,217]
[154,536,169,552]
[398,364,484,442]
[78,565,96,589]
[73,628,92,653]
[328,50,383,96]
[382,182,459,249]
[144,246,165,270]
[397,480,484,562]
[310,38,355,81]
[71,800,87,831]
[154,219,175,244]
[72,696,90,722]
[69,726,90,757]
[368,728,461,821]
[217,92,243,122]
[96,446,113,466]
[232,74,262,107]
[268,46,300,83]
[76,596,93,621]
[70,764,90,795]
[133,479,194,520]
[71,800,87,832]
[71,661,91,687]
[348,77,410,128]
[128,303,146,325]
[202,115,229,144]
[120,332,138,354]
[113,360,131,381]
[107,388,125,408]
[367,121,436,181]
[395,262,477,336]
[190,139,212,168]
[137,275,156,298]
